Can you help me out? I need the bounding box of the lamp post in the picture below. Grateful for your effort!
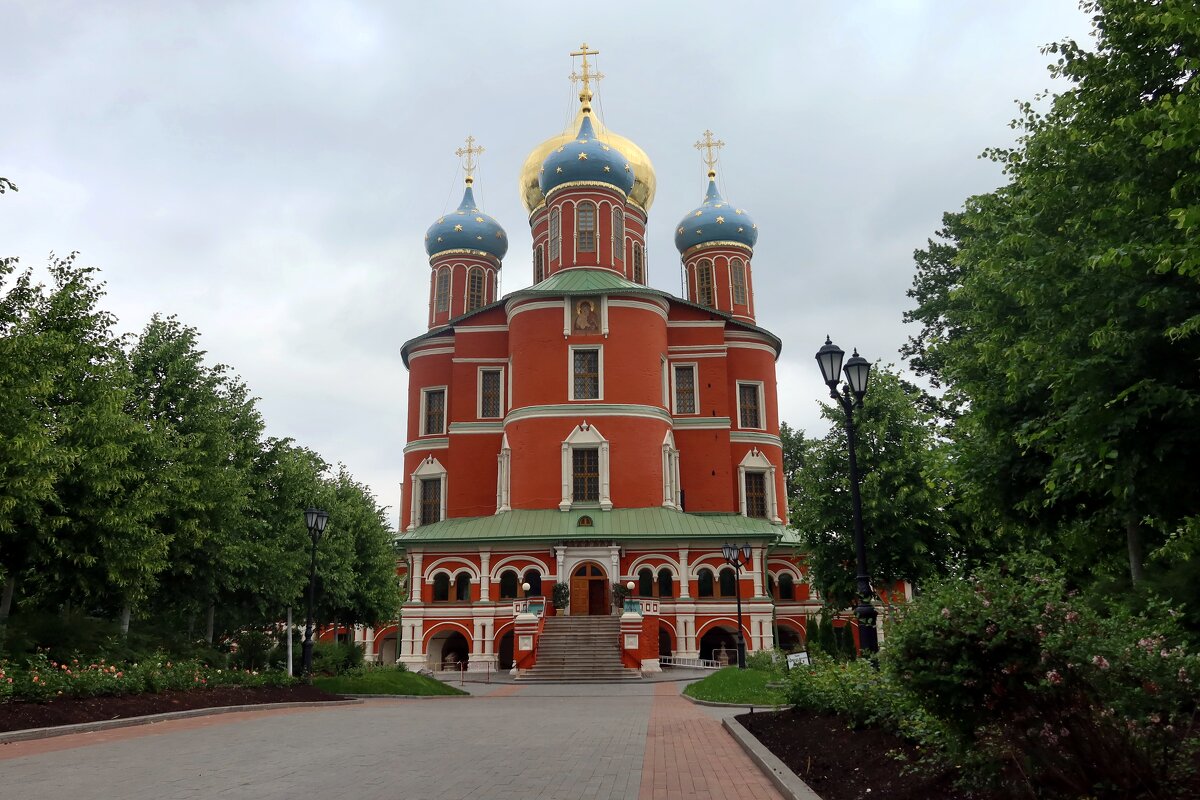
[815,336,878,654]
[721,542,752,669]
[302,507,330,679]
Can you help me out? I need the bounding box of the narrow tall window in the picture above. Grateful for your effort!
[499,570,519,599]
[572,348,599,399]
[673,365,696,414]
[467,268,485,311]
[535,245,545,283]
[657,568,673,598]
[719,568,737,597]
[435,268,450,313]
[779,573,795,600]
[696,260,714,307]
[638,568,654,597]
[549,207,561,261]
[731,258,747,305]
[523,570,543,596]
[432,572,449,601]
[423,388,445,435]
[613,208,624,260]
[455,573,471,601]
[697,568,714,598]
[480,369,501,418]
[745,472,767,518]
[577,201,596,252]
[633,244,644,283]
[738,383,761,428]
[572,447,599,502]
[420,478,442,525]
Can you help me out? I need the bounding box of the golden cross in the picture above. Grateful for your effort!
[454,135,484,183]
[569,42,604,98]
[694,130,725,177]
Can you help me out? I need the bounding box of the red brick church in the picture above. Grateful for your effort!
[371,48,818,675]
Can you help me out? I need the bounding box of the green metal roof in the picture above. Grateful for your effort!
[524,269,650,295]
[397,507,785,545]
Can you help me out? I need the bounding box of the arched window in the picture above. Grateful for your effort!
[535,245,545,283]
[455,572,471,602]
[499,570,519,599]
[767,574,776,598]
[731,258,747,305]
[434,268,450,313]
[577,201,596,252]
[657,568,673,598]
[549,207,561,261]
[613,208,624,261]
[718,568,737,598]
[466,267,484,311]
[638,568,654,597]
[633,244,644,283]
[779,573,795,601]
[523,569,542,597]
[432,573,450,602]
[697,568,714,598]
[696,260,714,307]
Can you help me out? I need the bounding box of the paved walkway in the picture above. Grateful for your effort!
[1,682,782,800]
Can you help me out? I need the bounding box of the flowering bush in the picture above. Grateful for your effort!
[884,557,1200,797]
[0,651,293,703]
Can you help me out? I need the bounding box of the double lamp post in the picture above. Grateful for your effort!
[302,507,330,678]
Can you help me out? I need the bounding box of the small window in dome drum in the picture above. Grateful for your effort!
[577,202,596,252]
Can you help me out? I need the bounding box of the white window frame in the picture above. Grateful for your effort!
[736,380,765,431]
[737,448,780,523]
[568,345,604,401]
[731,257,747,305]
[496,433,511,513]
[661,430,681,510]
[549,207,561,262]
[660,355,668,408]
[434,267,450,313]
[696,259,714,307]
[421,386,448,436]
[560,422,612,511]
[672,363,699,415]
[576,200,597,253]
[477,367,505,419]
[409,455,448,531]
[633,243,645,284]
[466,267,485,311]
[612,208,625,262]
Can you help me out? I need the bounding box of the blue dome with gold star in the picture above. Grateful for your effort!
[425,184,508,261]
[674,179,758,255]
[539,114,635,199]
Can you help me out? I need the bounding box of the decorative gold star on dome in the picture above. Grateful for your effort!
[677,227,685,235]
[577,138,588,144]
[716,216,725,224]
[557,146,565,153]
[578,152,588,160]
[694,211,703,217]
[476,235,483,240]
[601,145,610,151]
[454,224,464,231]
[457,211,465,215]
[737,226,745,233]
[752,224,758,229]
[437,217,445,224]
[735,208,744,214]
[695,228,703,235]
[555,166,564,173]
[437,236,444,242]
[624,164,631,171]
[603,165,611,172]
[495,231,504,238]
[475,216,484,223]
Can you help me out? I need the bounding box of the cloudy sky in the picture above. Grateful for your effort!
[2,1,1093,529]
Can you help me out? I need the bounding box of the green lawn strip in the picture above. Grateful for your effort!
[313,670,467,696]
[683,667,786,705]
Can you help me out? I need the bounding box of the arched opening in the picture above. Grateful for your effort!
[718,568,737,598]
[535,245,545,283]
[767,573,776,598]
[699,626,737,663]
[577,201,596,252]
[697,568,715,598]
[376,628,399,665]
[434,268,450,313]
[777,625,803,653]
[569,561,609,616]
[658,624,673,658]
[657,568,673,598]
[522,569,543,597]
[499,570,519,599]
[428,629,470,670]
[497,630,514,670]
[638,568,654,597]
[455,572,471,602]
[696,259,714,307]
[432,573,450,602]
[466,268,485,311]
[731,257,747,305]
[779,573,795,601]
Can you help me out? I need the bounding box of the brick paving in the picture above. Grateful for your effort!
[0,681,783,800]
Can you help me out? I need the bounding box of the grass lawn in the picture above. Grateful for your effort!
[314,669,467,696]
[682,667,787,705]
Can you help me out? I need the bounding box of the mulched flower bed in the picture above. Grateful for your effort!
[737,708,994,800]
[0,684,346,734]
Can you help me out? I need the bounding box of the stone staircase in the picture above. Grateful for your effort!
[515,614,642,682]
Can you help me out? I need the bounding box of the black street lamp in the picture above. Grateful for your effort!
[815,336,878,654]
[721,542,753,669]
[301,507,330,679]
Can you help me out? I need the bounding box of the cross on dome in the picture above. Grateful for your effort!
[569,43,604,110]
[455,135,485,185]
[694,129,725,179]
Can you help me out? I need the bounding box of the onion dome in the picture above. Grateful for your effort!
[674,178,758,255]
[425,182,508,262]
[538,114,635,200]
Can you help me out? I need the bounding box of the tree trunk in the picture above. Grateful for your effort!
[0,576,15,626]
[119,604,131,635]
[1126,515,1145,587]
[205,602,215,644]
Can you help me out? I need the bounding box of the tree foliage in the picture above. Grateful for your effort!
[903,0,1200,590]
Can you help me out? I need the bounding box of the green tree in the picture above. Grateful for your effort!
[790,367,958,608]
[904,0,1200,588]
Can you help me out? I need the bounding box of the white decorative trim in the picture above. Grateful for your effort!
[737,447,781,524]
[729,432,782,447]
[667,320,725,328]
[560,421,612,511]
[408,346,455,361]
[496,434,511,513]
[671,416,730,429]
[456,325,509,334]
[453,357,509,363]
[661,430,681,510]
[420,386,448,436]
[568,345,604,401]
[505,299,565,321]
[477,366,505,420]
[409,455,448,531]
[727,341,778,355]
[735,380,766,431]
[403,438,449,454]
[670,362,698,415]
[449,422,505,434]
[488,553,553,581]
[424,557,481,582]
[505,403,673,425]
[609,298,669,321]
[668,344,727,353]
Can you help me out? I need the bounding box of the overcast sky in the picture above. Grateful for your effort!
[2,1,1094,530]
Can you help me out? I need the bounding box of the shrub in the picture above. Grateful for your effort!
[885,557,1200,797]
[745,648,783,673]
[552,582,570,609]
[229,631,274,671]
[310,641,364,676]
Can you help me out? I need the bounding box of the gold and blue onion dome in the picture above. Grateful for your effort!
[424,183,509,261]
[673,179,758,254]
[538,114,635,199]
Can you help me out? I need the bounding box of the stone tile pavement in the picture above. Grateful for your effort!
[0,681,783,800]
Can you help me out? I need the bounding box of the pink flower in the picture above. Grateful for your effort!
[115,672,123,678]
[31,675,39,683]
[1065,611,1079,623]
[1091,655,1110,670]
[940,608,951,619]
[1046,670,1062,685]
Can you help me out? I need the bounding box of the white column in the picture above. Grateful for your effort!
[751,546,764,597]
[411,552,424,602]
[678,547,691,599]
[600,440,612,510]
[555,546,566,583]
[480,549,491,602]
[559,443,571,510]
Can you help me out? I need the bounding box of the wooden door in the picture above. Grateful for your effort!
[570,576,588,615]
[588,579,608,616]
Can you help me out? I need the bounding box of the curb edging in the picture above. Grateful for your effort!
[723,716,824,800]
[0,699,363,744]
[681,692,790,710]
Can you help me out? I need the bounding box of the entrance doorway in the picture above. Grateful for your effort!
[569,562,610,616]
